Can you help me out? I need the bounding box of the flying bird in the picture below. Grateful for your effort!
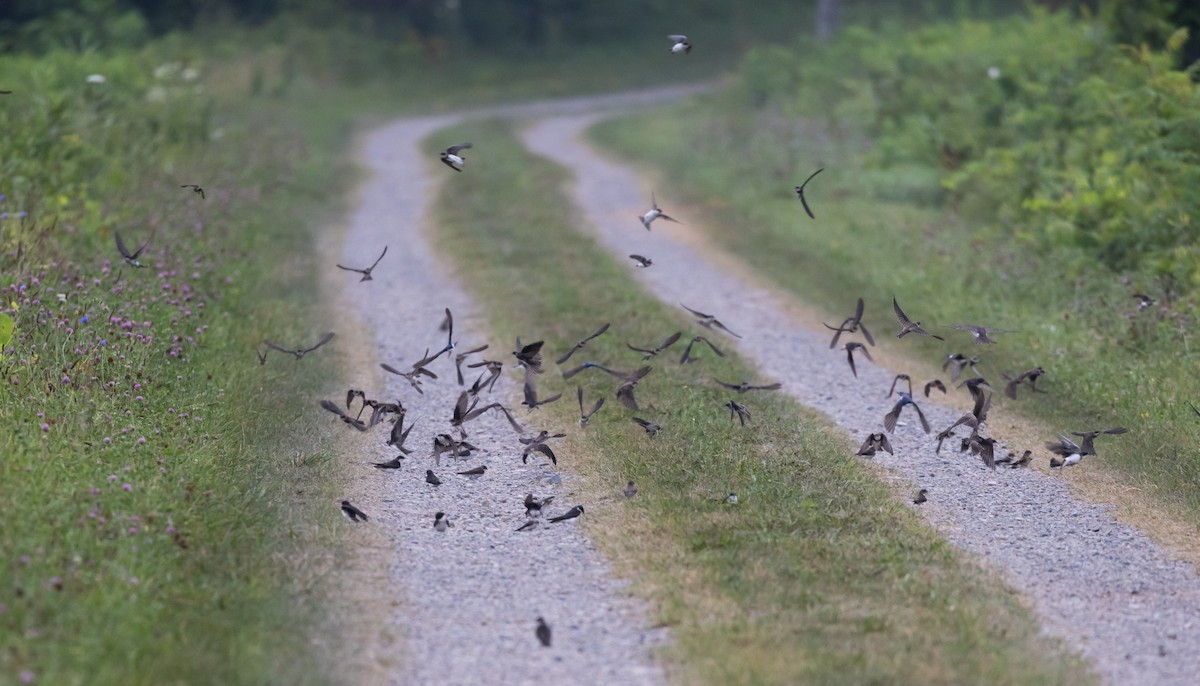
[794,168,824,219]
[715,379,782,393]
[114,230,151,268]
[824,296,874,348]
[555,322,611,364]
[320,399,368,431]
[513,338,546,374]
[944,323,1014,345]
[454,344,489,385]
[1070,427,1128,457]
[892,298,944,340]
[524,493,555,517]
[725,400,751,426]
[680,335,725,364]
[561,361,624,380]
[256,348,268,365]
[942,353,979,382]
[522,369,563,410]
[1045,435,1085,467]
[681,303,741,338]
[887,374,912,398]
[1132,293,1156,310]
[577,386,605,427]
[1004,367,1047,399]
[180,184,205,200]
[883,392,931,433]
[616,366,653,410]
[841,341,873,378]
[336,246,387,282]
[265,332,335,360]
[640,192,683,230]
[667,34,692,54]
[548,505,584,523]
[629,254,653,268]
[440,143,472,172]
[627,331,682,360]
[340,500,368,522]
[856,432,894,457]
[924,379,946,397]
[632,417,661,436]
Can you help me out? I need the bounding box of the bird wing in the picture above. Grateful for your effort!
[446,143,472,155]
[584,322,611,342]
[368,245,388,270]
[892,297,912,327]
[264,340,294,354]
[911,401,931,433]
[859,322,876,347]
[114,231,132,259]
[799,194,815,220]
[303,332,335,353]
[681,303,711,319]
[668,34,687,42]
[711,319,743,338]
[845,346,858,378]
[697,336,726,357]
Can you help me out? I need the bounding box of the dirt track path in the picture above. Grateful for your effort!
[330,87,711,685]
[518,114,1200,686]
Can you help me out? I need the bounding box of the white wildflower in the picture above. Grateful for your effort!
[85,74,107,84]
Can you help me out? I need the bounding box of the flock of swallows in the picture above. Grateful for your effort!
[824,296,1127,503]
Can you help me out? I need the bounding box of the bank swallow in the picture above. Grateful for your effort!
[180,184,205,200]
[556,322,611,364]
[320,399,368,431]
[627,331,682,359]
[524,493,555,517]
[887,374,912,398]
[912,489,927,505]
[725,400,751,426]
[824,296,874,348]
[1004,367,1047,399]
[892,298,944,340]
[794,168,823,219]
[617,366,653,410]
[856,432,894,457]
[841,341,873,377]
[115,230,150,268]
[336,245,387,282]
[536,617,552,647]
[680,335,725,364]
[433,511,451,531]
[944,323,1013,345]
[514,338,546,374]
[425,470,442,486]
[924,379,946,397]
[265,332,335,360]
[640,192,683,230]
[549,505,584,523]
[682,304,742,338]
[632,417,661,436]
[578,386,605,427]
[340,500,368,522]
[457,465,487,478]
[455,344,489,385]
[942,353,979,382]
[440,143,472,172]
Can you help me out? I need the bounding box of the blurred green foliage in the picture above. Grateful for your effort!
[734,8,1200,291]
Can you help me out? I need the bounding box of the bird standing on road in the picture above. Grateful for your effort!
[536,617,552,647]
[341,500,369,522]
[549,505,584,523]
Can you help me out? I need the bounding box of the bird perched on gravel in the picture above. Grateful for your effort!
[536,617,552,647]
[440,143,472,172]
[857,433,894,457]
[340,500,368,522]
[667,34,692,54]
[457,465,487,479]
[425,470,442,486]
[883,392,930,433]
[794,168,824,219]
[640,192,683,230]
[549,505,584,523]
[336,245,387,282]
[825,297,874,348]
[840,342,872,378]
[433,512,451,532]
[892,298,944,340]
[524,494,555,517]
[912,489,927,505]
[682,304,742,338]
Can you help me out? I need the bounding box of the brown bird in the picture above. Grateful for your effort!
[725,400,751,426]
[971,436,998,470]
[934,413,981,455]
[1070,427,1129,457]
[1010,450,1033,468]
[522,369,563,410]
[616,366,653,410]
[840,341,873,378]
[944,323,1014,345]
[386,419,414,455]
[457,465,487,478]
[536,617,552,647]
[715,379,782,393]
[520,430,565,465]
[555,323,611,365]
[887,374,912,398]
[466,358,503,392]
[892,298,944,340]
[942,353,979,383]
[681,303,742,339]
[513,338,546,374]
[680,335,725,364]
[381,354,439,394]
[454,344,489,385]
[824,296,875,349]
[623,480,638,498]
[336,246,387,282]
[524,493,556,517]
[883,393,930,434]
[1003,367,1047,400]
[265,332,335,360]
[627,331,682,360]
[561,361,625,380]
[577,386,605,427]
[924,379,946,397]
[319,399,368,431]
[631,417,661,436]
[180,184,205,200]
[857,432,894,457]
[794,168,824,219]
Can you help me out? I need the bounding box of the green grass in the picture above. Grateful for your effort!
[589,94,1200,531]
[424,119,1092,685]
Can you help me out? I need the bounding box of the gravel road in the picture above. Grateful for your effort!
[332,88,711,685]
[519,114,1200,686]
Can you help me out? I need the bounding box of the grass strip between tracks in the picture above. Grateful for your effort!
[425,119,1092,686]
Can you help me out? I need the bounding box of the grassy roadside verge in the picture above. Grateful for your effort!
[424,119,1091,685]
[588,91,1200,536]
